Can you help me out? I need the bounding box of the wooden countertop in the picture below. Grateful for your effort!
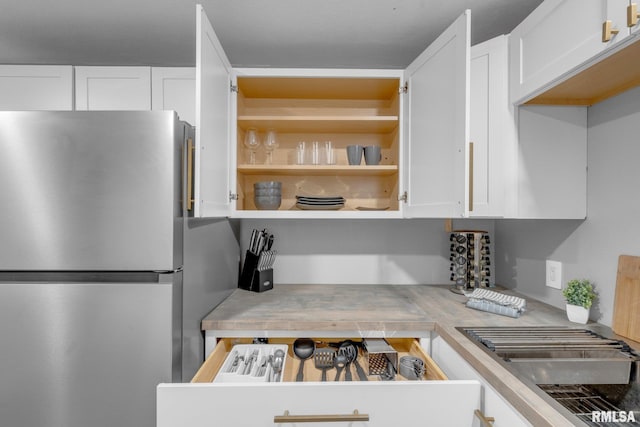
[201,284,635,427]
[201,284,577,331]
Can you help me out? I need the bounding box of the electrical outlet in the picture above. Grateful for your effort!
[546,260,562,289]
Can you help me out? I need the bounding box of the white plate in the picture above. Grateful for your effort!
[296,202,345,210]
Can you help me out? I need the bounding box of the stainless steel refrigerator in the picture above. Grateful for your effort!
[0,111,238,427]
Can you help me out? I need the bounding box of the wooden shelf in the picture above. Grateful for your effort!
[237,164,399,176]
[237,116,399,133]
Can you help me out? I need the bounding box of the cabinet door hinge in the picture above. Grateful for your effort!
[229,192,239,201]
[399,191,408,203]
[230,83,238,93]
[399,82,408,94]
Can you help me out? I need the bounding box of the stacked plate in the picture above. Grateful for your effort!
[295,195,345,210]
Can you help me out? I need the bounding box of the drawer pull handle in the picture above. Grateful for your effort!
[602,20,620,42]
[629,4,639,27]
[474,409,495,427]
[274,409,369,423]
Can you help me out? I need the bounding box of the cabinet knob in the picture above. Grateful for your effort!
[629,3,639,27]
[602,20,620,42]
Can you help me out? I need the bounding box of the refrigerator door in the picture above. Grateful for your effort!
[0,272,181,427]
[0,111,185,271]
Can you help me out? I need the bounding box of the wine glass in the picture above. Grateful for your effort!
[244,128,260,164]
[263,130,278,164]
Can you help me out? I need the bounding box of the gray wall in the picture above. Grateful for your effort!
[239,219,494,285]
[183,217,239,380]
[495,86,640,326]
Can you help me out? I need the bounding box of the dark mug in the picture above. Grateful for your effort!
[364,145,382,165]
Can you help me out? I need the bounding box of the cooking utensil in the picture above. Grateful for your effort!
[314,348,335,381]
[612,255,640,341]
[293,338,315,382]
[333,353,347,381]
[339,342,356,381]
[343,340,368,381]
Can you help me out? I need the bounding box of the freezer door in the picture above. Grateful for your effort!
[0,111,184,270]
[0,274,181,427]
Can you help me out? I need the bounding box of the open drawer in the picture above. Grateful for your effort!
[158,337,482,426]
[192,338,447,383]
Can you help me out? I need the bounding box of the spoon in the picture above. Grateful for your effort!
[271,349,285,382]
[334,353,347,381]
[293,338,315,382]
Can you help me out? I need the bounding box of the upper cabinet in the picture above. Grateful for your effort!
[232,71,403,218]
[195,6,472,219]
[151,67,196,126]
[403,11,470,218]
[468,35,509,218]
[0,65,73,110]
[194,5,233,218]
[510,0,640,106]
[75,66,151,110]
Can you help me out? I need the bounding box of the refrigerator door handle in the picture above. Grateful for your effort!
[187,136,195,212]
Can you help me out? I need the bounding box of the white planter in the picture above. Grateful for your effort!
[566,304,590,324]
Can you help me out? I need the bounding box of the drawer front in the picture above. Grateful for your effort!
[158,381,481,427]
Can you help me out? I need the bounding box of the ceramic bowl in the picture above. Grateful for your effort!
[254,188,282,197]
[254,195,282,210]
[254,181,282,190]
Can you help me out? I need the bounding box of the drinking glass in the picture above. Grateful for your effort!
[263,130,278,164]
[244,128,260,164]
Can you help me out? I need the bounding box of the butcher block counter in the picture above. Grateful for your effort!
[200,284,637,426]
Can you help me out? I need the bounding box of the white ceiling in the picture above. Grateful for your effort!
[0,0,542,69]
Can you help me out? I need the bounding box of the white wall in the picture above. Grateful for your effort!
[239,218,494,285]
[495,86,640,326]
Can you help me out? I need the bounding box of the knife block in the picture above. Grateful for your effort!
[239,251,273,293]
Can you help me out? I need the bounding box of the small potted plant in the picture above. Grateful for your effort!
[562,279,596,324]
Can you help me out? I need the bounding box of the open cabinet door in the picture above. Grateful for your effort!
[195,5,233,217]
[403,10,470,218]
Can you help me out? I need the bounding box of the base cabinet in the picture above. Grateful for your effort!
[158,381,481,427]
[157,337,482,427]
[430,334,531,427]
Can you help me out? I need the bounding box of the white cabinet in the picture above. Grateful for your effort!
[430,334,531,427]
[504,105,587,219]
[0,65,73,110]
[509,0,630,104]
[402,11,470,218]
[194,5,233,218]
[467,35,508,217]
[158,337,482,427]
[159,382,480,427]
[75,66,151,110]
[195,7,471,219]
[631,2,640,36]
[151,67,195,126]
